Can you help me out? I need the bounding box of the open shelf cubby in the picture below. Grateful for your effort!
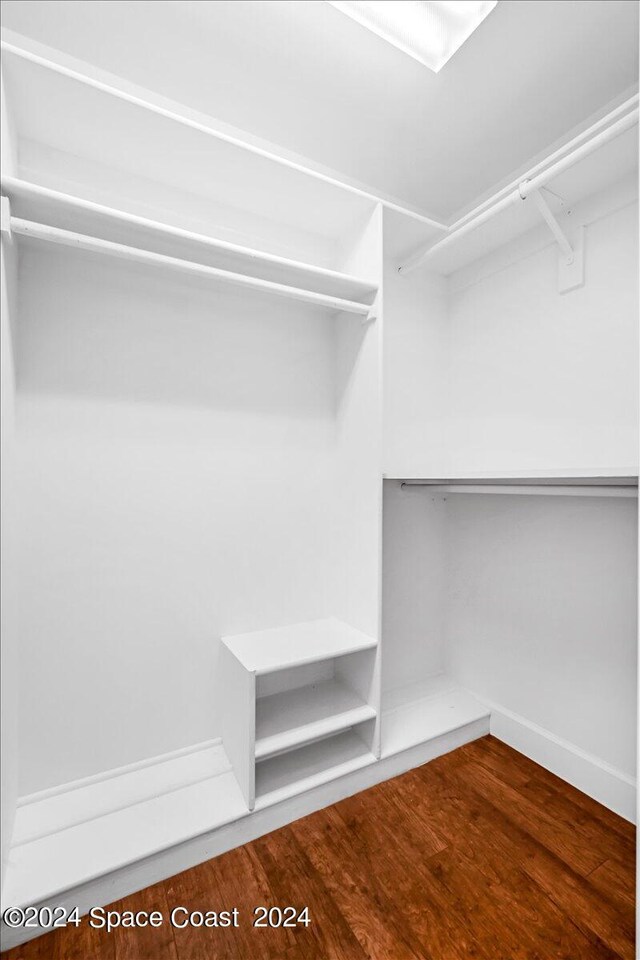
[254,726,376,808]
[219,618,380,810]
[255,678,376,760]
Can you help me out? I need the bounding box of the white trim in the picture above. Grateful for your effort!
[487,700,636,823]
[17,738,222,807]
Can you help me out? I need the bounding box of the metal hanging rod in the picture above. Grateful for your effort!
[399,97,639,276]
[400,481,638,498]
[445,94,638,234]
[4,214,377,321]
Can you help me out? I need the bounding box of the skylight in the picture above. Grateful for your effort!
[327,1,498,72]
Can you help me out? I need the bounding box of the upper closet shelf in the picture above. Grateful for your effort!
[1,40,443,257]
[223,618,377,675]
[1,177,378,305]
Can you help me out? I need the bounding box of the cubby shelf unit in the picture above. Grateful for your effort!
[220,618,380,811]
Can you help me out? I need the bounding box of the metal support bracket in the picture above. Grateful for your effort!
[0,196,11,236]
[521,183,584,294]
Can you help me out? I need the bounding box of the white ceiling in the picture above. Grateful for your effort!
[1,0,638,222]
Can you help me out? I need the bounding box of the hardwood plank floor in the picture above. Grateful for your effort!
[3,736,635,960]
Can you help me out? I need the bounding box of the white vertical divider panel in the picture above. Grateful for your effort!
[381,246,448,477]
[218,643,255,811]
[334,649,378,754]
[334,203,384,757]
[1,62,20,895]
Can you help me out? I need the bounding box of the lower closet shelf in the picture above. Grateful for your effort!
[381,677,491,758]
[255,679,376,759]
[3,686,489,910]
[254,729,376,809]
[2,744,249,908]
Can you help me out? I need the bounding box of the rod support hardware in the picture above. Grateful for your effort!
[522,185,584,294]
[398,99,638,277]
[523,184,574,264]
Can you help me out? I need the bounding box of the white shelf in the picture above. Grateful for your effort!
[1,176,378,305]
[1,40,442,251]
[382,677,490,759]
[2,744,248,908]
[11,215,376,319]
[254,728,376,808]
[391,469,639,483]
[223,617,377,675]
[255,678,376,759]
[392,472,639,498]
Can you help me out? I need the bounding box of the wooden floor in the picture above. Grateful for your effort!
[3,736,636,960]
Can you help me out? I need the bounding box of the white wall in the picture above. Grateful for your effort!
[446,199,639,474]
[383,190,639,478]
[382,256,448,477]
[14,242,342,794]
[381,482,446,698]
[446,493,638,779]
[1,67,20,893]
[1,235,19,888]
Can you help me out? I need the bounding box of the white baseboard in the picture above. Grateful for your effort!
[488,701,636,823]
[17,737,223,807]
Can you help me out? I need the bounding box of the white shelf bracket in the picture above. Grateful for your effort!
[521,182,584,294]
[362,308,377,326]
[0,196,11,236]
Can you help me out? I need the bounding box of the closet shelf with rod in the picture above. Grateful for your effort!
[0,177,380,304]
[2,207,378,321]
[398,475,639,498]
[397,94,639,280]
[0,39,444,277]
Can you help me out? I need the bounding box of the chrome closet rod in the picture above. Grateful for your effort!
[400,483,637,498]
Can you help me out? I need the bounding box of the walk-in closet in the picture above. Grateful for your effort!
[1,1,638,956]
